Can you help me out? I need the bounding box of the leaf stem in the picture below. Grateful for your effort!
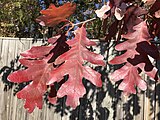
[65,17,97,35]
[73,17,97,26]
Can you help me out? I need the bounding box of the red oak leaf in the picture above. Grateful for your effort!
[7,34,70,112]
[110,63,147,95]
[47,25,105,108]
[7,45,54,83]
[104,2,147,42]
[148,1,160,39]
[48,84,57,104]
[36,3,76,27]
[110,0,123,7]
[48,78,66,104]
[109,21,159,94]
[8,54,54,113]
[127,41,159,74]
[110,21,151,64]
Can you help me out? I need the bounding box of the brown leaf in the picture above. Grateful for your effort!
[36,3,76,27]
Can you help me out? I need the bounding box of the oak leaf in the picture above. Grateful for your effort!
[36,3,76,27]
[7,34,70,112]
[20,46,54,59]
[110,21,152,64]
[8,54,54,113]
[47,25,105,108]
[110,63,147,95]
[109,21,159,94]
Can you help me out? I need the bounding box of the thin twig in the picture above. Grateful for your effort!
[73,17,97,26]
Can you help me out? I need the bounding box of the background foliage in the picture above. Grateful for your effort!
[0,0,105,38]
[0,0,42,37]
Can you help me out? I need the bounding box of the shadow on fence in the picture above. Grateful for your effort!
[0,41,160,120]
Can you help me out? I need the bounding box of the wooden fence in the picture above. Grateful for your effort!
[0,37,160,120]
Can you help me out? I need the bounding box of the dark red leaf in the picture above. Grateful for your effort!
[149,1,160,15]
[105,20,119,41]
[48,33,70,63]
[124,5,147,32]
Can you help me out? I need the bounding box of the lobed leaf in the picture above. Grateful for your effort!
[110,63,147,95]
[36,3,76,27]
[8,54,54,113]
[7,34,70,112]
[47,25,105,108]
[109,21,159,94]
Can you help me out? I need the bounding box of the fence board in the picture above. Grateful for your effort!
[0,37,159,120]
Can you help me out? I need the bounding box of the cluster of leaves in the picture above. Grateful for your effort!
[7,0,160,113]
[95,0,160,95]
[8,3,105,112]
